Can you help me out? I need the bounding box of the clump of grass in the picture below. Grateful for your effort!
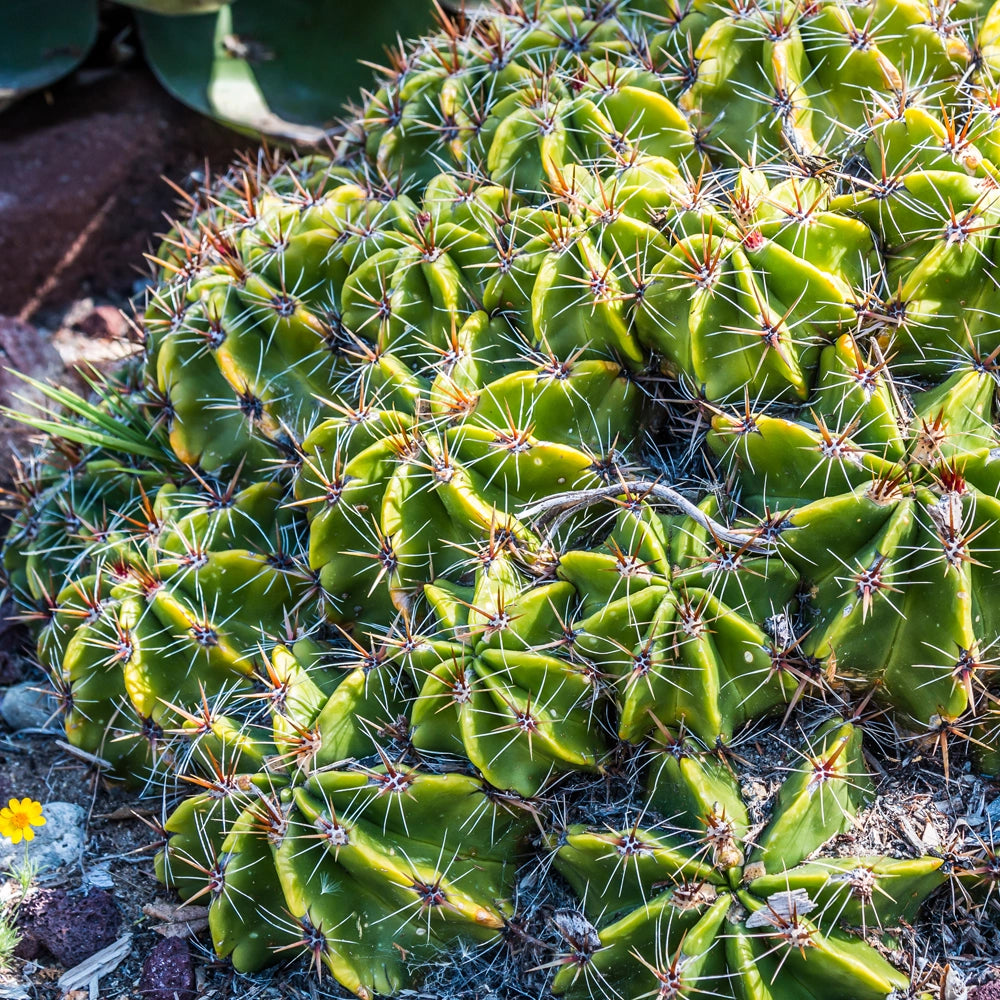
[0,910,20,973]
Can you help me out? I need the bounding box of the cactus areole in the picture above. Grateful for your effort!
[5,0,1000,997]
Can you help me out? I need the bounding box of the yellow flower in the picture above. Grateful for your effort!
[0,798,46,845]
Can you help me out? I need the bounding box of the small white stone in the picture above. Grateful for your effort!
[0,682,57,731]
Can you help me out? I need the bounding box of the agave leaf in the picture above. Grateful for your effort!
[136,0,433,142]
[0,0,98,111]
[118,0,233,12]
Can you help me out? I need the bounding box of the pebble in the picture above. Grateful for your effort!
[0,801,84,873]
[0,681,56,731]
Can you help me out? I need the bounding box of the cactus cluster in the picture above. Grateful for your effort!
[5,0,1000,996]
[550,721,943,1000]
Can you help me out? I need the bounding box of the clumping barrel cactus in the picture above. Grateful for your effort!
[5,0,1000,996]
[549,721,946,1000]
[707,349,1000,735]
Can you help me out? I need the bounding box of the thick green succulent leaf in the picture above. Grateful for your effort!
[137,0,433,141]
[0,0,98,109]
[120,0,232,11]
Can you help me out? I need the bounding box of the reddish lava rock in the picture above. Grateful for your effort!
[16,887,120,966]
[138,937,196,1000]
[974,984,1000,1000]
[14,890,55,962]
